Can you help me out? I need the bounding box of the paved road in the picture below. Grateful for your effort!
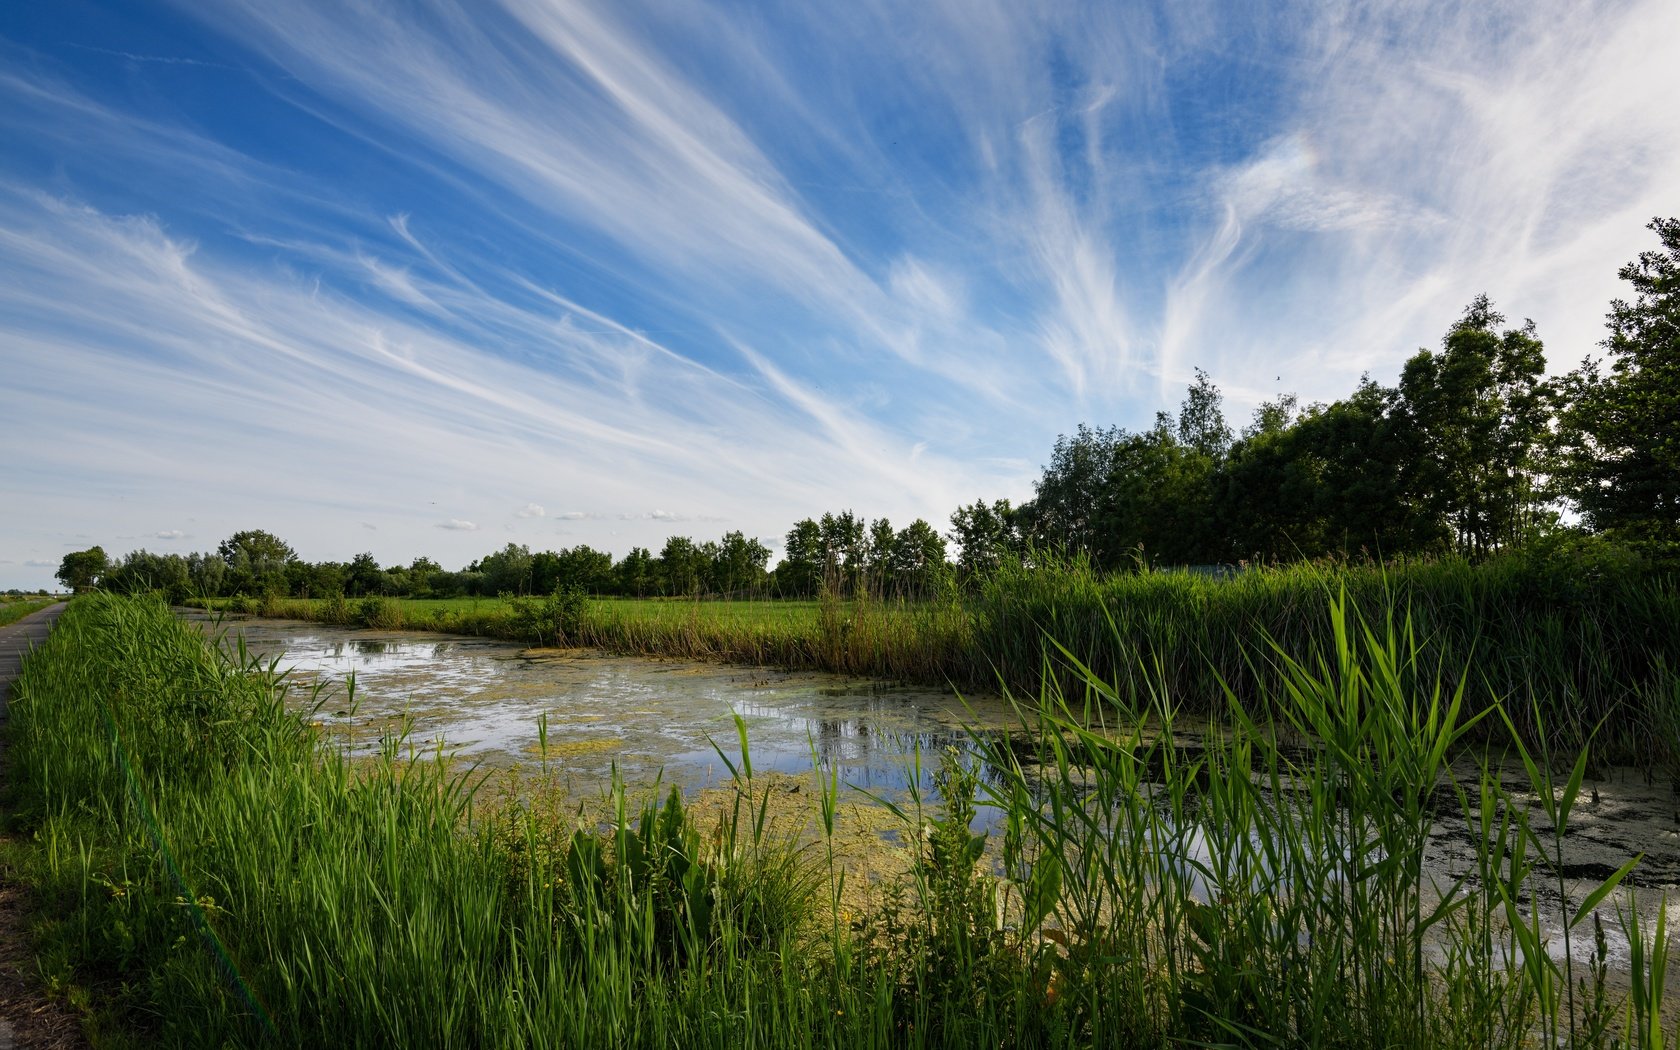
[0,603,66,722]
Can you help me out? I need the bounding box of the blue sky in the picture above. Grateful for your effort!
[2,0,1676,588]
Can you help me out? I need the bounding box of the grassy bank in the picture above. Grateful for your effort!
[5,593,1676,1047]
[191,552,1680,762]
[0,595,58,627]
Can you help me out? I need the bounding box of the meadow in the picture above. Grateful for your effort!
[4,590,1676,1047]
[0,594,58,628]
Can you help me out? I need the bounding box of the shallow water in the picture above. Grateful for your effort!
[203,616,1019,799]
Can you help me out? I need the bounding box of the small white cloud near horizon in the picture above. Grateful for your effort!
[155,529,185,539]
[436,519,479,531]
[515,503,546,518]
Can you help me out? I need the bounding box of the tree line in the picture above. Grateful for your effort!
[961,217,1679,570]
[64,517,952,603]
[58,217,1677,599]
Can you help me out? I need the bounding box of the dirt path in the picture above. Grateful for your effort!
[0,603,89,1049]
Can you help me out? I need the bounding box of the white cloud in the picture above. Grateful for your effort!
[154,529,185,539]
[515,502,545,518]
[436,519,479,531]
[1153,0,1680,411]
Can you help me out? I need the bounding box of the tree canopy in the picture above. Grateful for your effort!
[56,547,107,593]
[1556,217,1680,556]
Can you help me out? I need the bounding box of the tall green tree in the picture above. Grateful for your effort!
[615,547,655,597]
[657,536,706,596]
[1096,415,1216,567]
[889,519,949,599]
[1029,424,1124,558]
[818,511,866,594]
[1556,217,1680,557]
[557,545,616,593]
[1393,297,1549,558]
[185,552,226,597]
[477,543,534,595]
[57,546,109,594]
[217,530,297,595]
[865,517,897,596]
[777,519,823,597]
[947,499,1022,580]
[346,552,384,597]
[1216,380,1432,562]
[1177,367,1232,458]
[711,531,770,595]
[1027,372,1230,569]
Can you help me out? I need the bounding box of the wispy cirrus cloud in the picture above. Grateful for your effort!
[2,0,1676,587]
[1157,0,1680,404]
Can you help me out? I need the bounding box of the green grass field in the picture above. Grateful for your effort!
[0,596,58,628]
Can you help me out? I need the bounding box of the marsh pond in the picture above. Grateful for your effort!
[199,614,1680,981]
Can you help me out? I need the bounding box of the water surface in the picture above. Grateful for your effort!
[210,616,1018,799]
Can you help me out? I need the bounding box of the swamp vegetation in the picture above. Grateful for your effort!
[5,591,1679,1047]
[196,551,1680,767]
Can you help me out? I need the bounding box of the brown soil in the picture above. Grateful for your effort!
[0,849,89,1050]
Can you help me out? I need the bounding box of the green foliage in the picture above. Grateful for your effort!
[948,498,1024,579]
[1394,295,1551,558]
[1556,216,1680,561]
[101,549,192,603]
[777,519,824,596]
[351,595,404,629]
[708,530,771,595]
[344,552,384,597]
[614,546,656,597]
[475,542,535,596]
[655,535,706,596]
[1025,300,1556,569]
[55,545,107,593]
[216,530,297,596]
[506,585,588,645]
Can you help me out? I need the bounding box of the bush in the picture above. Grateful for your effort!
[353,596,404,629]
[507,586,588,646]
